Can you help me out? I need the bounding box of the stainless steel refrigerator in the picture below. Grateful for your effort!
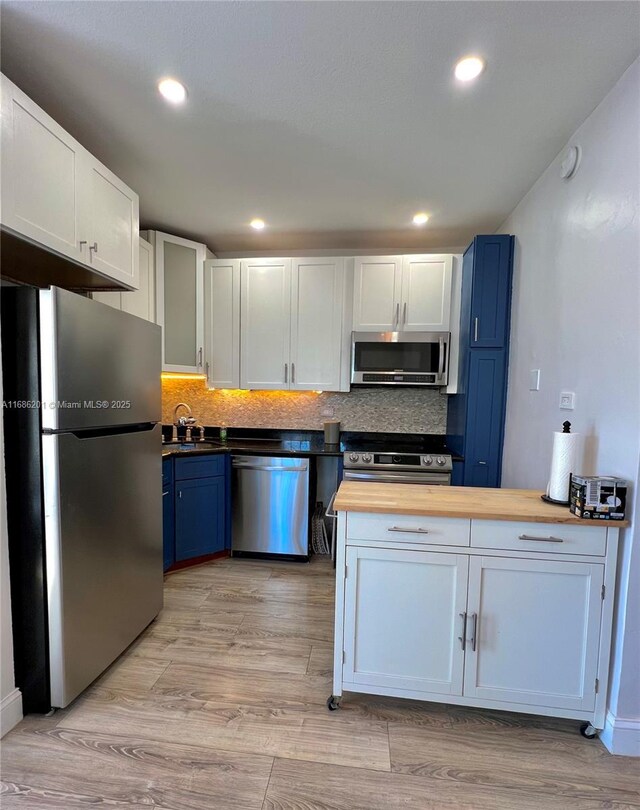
[2,286,163,711]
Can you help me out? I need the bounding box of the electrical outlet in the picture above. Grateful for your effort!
[529,369,541,391]
[559,391,575,410]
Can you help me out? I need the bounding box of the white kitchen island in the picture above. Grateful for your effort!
[330,483,628,737]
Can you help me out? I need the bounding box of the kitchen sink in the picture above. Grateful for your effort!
[162,441,224,451]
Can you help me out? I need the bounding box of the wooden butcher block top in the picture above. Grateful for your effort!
[334,483,630,527]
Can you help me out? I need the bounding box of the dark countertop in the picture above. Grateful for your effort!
[162,427,463,461]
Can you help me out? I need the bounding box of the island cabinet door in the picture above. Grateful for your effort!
[463,557,604,711]
[343,547,468,696]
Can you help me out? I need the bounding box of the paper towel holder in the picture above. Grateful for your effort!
[541,421,573,507]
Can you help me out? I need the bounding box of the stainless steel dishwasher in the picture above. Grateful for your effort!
[231,456,310,559]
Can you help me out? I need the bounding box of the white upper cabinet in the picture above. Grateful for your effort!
[290,258,346,391]
[80,153,139,289]
[1,73,83,264]
[353,256,402,331]
[463,555,603,711]
[204,259,241,389]
[240,258,292,389]
[0,73,139,290]
[151,231,206,374]
[400,255,452,331]
[353,254,453,332]
[93,237,155,322]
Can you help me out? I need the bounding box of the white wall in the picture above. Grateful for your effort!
[0,331,22,735]
[500,57,640,753]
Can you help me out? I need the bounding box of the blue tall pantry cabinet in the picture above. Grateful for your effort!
[447,235,514,487]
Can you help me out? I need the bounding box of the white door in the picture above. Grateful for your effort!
[343,547,468,696]
[0,74,84,264]
[400,255,453,331]
[240,259,292,390]
[353,256,402,331]
[152,231,205,373]
[81,153,139,289]
[120,238,155,321]
[204,259,240,389]
[290,258,345,391]
[463,556,603,711]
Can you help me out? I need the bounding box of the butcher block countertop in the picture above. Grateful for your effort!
[334,482,630,527]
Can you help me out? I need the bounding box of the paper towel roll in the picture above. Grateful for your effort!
[547,430,583,502]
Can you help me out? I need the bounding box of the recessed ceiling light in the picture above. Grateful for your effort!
[412,212,429,226]
[250,218,266,230]
[454,56,485,82]
[158,78,187,104]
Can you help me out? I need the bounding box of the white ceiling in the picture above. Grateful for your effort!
[1,1,638,254]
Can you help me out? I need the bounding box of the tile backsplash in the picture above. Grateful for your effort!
[162,378,447,434]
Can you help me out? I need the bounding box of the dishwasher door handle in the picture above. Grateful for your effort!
[232,463,308,472]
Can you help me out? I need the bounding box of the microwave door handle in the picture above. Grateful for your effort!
[438,337,445,377]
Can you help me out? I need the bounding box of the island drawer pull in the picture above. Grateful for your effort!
[518,534,564,543]
[388,526,430,534]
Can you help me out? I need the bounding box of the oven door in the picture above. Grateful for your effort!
[351,332,449,386]
[343,470,451,486]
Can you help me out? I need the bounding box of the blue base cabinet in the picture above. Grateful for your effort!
[163,458,175,570]
[447,235,514,488]
[163,454,227,570]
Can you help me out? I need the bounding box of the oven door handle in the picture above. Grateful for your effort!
[343,471,451,485]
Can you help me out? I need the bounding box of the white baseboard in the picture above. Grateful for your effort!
[0,688,22,737]
[600,710,640,756]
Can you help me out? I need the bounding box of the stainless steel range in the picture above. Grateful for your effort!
[343,450,452,485]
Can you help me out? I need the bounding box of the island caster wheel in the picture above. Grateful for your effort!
[580,722,599,739]
[327,695,341,711]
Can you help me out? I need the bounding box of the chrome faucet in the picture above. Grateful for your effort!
[172,403,192,441]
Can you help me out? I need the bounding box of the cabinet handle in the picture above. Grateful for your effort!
[402,302,407,326]
[284,363,288,384]
[394,303,400,329]
[89,242,98,257]
[469,612,478,652]
[198,347,203,368]
[387,526,429,534]
[178,490,182,499]
[458,612,467,651]
[79,240,87,251]
[291,362,295,384]
[518,534,564,543]
[474,317,479,342]
[162,491,169,497]
[205,361,210,378]
[478,461,487,466]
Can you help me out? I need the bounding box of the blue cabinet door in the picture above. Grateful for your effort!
[175,475,225,561]
[463,350,507,487]
[163,485,175,570]
[469,235,514,349]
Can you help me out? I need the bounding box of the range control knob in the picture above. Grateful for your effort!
[348,453,360,463]
[423,456,433,466]
[436,456,446,466]
[392,455,401,464]
[362,453,372,463]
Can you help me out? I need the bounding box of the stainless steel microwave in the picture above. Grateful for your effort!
[351,331,449,387]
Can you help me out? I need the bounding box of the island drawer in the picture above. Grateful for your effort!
[347,513,471,547]
[470,520,607,556]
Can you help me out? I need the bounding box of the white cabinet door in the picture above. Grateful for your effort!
[463,556,603,711]
[120,238,154,321]
[81,153,139,289]
[152,231,205,373]
[343,546,468,696]
[353,256,402,331]
[204,259,240,389]
[240,259,292,389]
[290,258,345,391]
[0,74,83,264]
[400,254,452,331]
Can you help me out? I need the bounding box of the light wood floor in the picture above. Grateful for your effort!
[2,556,638,809]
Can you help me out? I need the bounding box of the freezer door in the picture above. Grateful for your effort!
[42,423,163,707]
[40,287,161,430]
